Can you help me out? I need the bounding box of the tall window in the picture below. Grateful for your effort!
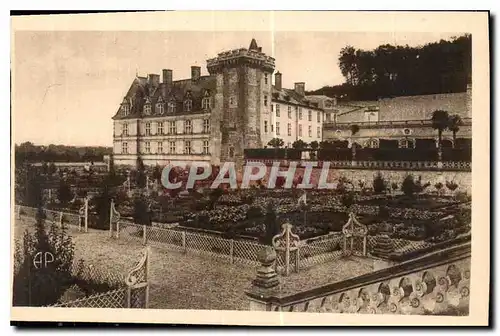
[264,120,268,133]
[288,106,292,119]
[270,123,274,133]
[308,125,312,137]
[157,122,164,135]
[326,113,331,122]
[298,125,303,137]
[122,104,130,116]
[184,141,192,154]
[145,142,151,154]
[203,140,210,154]
[122,142,128,154]
[308,110,312,121]
[276,122,280,136]
[143,104,151,115]
[184,99,192,112]
[122,123,128,136]
[317,112,321,122]
[202,97,210,110]
[145,122,151,135]
[203,119,210,133]
[299,109,303,120]
[169,141,176,154]
[158,141,163,153]
[169,121,176,134]
[156,103,164,115]
[287,123,292,136]
[264,73,268,85]
[264,95,268,107]
[317,127,321,138]
[184,120,192,134]
[168,102,176,113]
[271,104,274,112]
[276,104,280,117]
[229,147,234,158]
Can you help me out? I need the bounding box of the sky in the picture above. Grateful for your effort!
[13,30,460,147]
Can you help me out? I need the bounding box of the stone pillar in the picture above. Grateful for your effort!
[245,246,280,311]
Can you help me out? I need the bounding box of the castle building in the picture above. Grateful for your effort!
[112,39,325,166]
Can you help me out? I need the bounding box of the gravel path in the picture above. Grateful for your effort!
[14,218,374,310]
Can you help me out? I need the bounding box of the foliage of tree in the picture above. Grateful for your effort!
[308,35,471,101]
[15,142,112,165]
[309,141,319,151]
[13,201,75,306]
[57,179,73,205]
[292,139,307,150]
[401,175,416,197]
[263,202,280,246]
[448,114,463,147]
[133,196,152,226]
[268,138,284,149]
[48,162,57,176]
[135,157,147,188]
[431,110,450,149]
[372,173,387,194]
[340,191,355,210]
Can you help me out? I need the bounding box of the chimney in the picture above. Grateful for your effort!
[275,71,282,91]
[191,66,201,82]
[294,82,305,96]
[148,74,160,87]
[162,69,173,85]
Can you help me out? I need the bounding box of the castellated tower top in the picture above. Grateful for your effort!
[206,38,275,74]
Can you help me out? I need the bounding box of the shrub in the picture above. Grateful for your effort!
[446,181,459,193]
[13,208,75,306]
[434,182,444,192]
[455,191,471,203]
[340,192,355,210]
[401,175,416,197]
[373,173,387,194]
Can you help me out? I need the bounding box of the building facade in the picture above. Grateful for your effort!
[112,39,325,166]
[322,84,472,149]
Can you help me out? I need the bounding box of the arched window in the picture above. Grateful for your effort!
[143,103,151,115]
[202,97,210,110]
[368,139,379,148]
[228,146,235,158]
[399,139,415,149]
[156,103,164,115]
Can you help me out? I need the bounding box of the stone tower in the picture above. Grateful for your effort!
[207,38,275,167]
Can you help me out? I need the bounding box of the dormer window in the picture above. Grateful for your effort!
[143,103,151,115]
[184,99,192,112]
[202,97,211,110]
[156,103,165,115]
[168,102,176,114]
[121,104,130,116]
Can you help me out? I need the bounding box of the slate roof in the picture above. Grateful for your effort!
[112,75,216,120]
[271,86,322,110]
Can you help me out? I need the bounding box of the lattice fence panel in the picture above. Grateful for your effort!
[232,240,266,266]
[53,287,128,308]
[146,226,184,251]
[72,261,124,288]
[299,235,344,269]
[185,232,232,262]
[119,221,144,242]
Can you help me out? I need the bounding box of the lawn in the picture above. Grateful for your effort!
[13,217,374,310]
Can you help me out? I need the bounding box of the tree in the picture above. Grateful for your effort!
[401,174,416,197]
[13,204,75,306]
[135,157,147,188]
[152,165,162,184]
[133,196,152,226]
[372,172,387,194]
[431,110,450,159]
[338,45,359,85]
[263,202,280,246]
[41,162,49,175]
[350,125,360,160]
[448,114,463,148]
[48,162,57,176]
[268,138,284,149]
[292,139,307,150]
[93,182,113,230]
[57,179,73,205]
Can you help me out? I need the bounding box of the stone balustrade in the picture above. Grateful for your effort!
[245,242,470,315]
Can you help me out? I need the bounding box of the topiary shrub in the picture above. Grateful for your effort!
[373,172,387,194]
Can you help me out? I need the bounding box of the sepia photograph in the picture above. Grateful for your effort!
[10,11,490,326]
